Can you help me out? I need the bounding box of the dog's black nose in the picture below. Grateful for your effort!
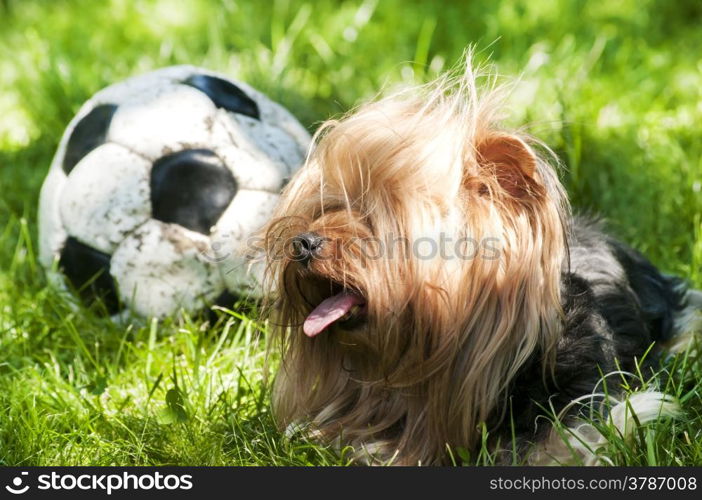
[291,232,324,265]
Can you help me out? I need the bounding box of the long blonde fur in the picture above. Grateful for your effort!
[262,61,570,465]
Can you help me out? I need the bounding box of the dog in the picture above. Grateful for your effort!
[260,62,702,465]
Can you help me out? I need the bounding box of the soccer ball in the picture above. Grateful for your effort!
[38,66,310,317]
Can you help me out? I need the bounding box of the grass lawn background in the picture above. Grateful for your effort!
[0,0,701,465]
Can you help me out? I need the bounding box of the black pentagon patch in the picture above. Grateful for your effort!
[62,104,117,174]
[213,290,238,309]
[59,237,122,314]
[150,149,237,234]
[183,74,260,120]
[205,290,237,323]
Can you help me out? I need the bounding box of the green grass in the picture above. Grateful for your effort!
[1,0,701,465]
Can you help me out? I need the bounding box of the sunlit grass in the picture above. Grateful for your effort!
[0,0,701,465]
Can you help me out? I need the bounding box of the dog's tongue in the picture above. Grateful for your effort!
[304,291,364,337]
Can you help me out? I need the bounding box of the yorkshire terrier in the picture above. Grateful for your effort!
[261,62,701,465]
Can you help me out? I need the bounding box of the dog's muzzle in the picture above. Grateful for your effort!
[291,231,324,267]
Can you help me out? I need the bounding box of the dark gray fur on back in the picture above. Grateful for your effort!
[494,216,689,457]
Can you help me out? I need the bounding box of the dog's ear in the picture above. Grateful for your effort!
[475,133,542,199]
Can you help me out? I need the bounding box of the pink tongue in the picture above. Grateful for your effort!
[303,291,364,337]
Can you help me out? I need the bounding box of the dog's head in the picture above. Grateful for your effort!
[262,66,569,464]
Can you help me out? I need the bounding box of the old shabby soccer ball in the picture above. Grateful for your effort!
[38,65,309,317]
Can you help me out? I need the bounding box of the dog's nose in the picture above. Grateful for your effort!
[291,232,324,265]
